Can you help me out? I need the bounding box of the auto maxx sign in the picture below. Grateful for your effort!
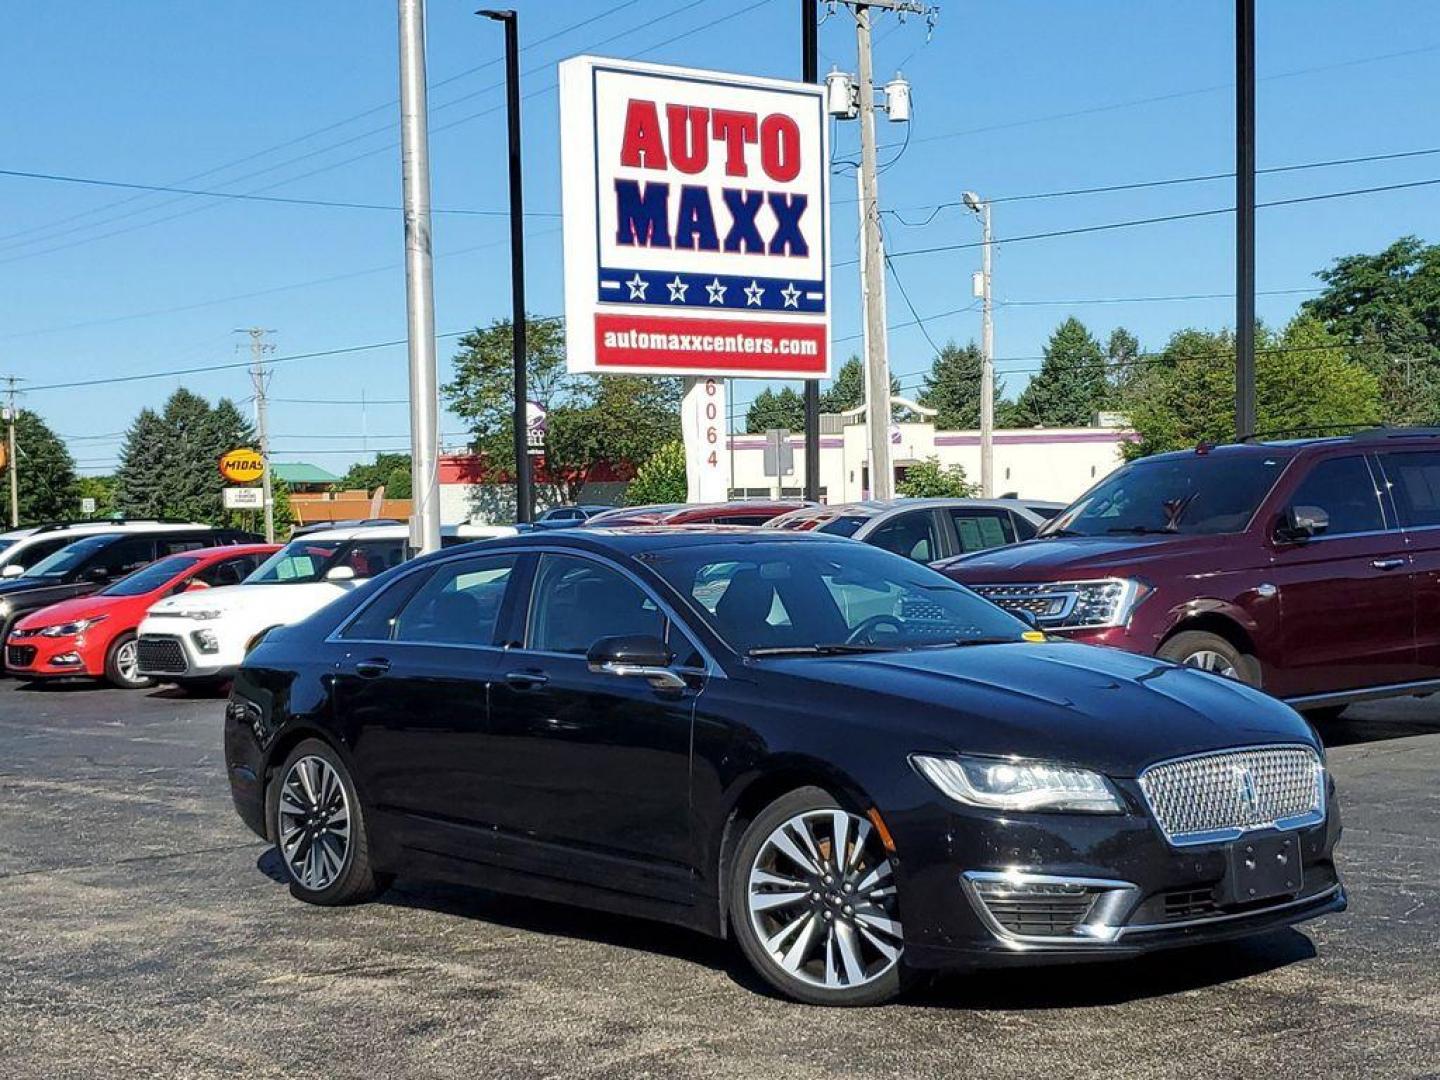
[559,56,830,379]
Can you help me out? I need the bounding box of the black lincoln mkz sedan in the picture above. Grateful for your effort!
[225,528,1344,1006]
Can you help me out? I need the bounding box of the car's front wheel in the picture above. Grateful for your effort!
[1158,630,1255,685]
[268,739,388,905]
[729,786,907,1006]
[104,632,153,690]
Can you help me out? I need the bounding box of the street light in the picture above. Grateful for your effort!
[961,191,994,497]
[477,7,533,523]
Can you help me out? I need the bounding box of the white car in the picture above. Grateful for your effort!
[0,519,215,578]
[135,522,515,690]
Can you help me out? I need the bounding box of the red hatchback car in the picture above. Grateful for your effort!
[6,544,276,689]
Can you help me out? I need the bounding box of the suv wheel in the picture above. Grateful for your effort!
[104,632,153,690]
[1159,631,1253,685]
[729,786,908,1006]
[267,739,389,905]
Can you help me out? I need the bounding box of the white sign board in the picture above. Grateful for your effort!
[79,497,97,515]
[681,376,729,502]
[223,487,264,510]
[559,56,831,379]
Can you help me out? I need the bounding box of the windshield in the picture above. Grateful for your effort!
[1042,454,1289,537]
[101,556,200,597]
[245,541,345,584]
[817,515,867,538]
[649,541,1028,655]
[23,535,112,578]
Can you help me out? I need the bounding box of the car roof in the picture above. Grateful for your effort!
[771,497,1050,521]
[434,523,841,561]
[285,522,515,542]
[0,520,213,542]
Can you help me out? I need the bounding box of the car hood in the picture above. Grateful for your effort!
[758,641,1315,776]
[144,581,346,623]
[937,533,1223,581]
[0,575,65,597]
[13,594,120,629]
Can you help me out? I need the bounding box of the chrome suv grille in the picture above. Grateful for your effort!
[968,583,1072,621]
[1139,745,1324,846]
[137,635,189,675]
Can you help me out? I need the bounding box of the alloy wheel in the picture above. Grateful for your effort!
[115,640,140,684]
[277,755,352,891]
[1182,649,1239,680]
[747,809,903,991]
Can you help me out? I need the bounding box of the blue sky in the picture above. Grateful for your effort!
[2,0,1437,476]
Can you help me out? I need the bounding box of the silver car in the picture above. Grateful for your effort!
[764,497,1061,563]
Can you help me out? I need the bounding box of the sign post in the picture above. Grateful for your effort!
[681,376,728,502]
[222,488,265,511]
[559,56,831,382]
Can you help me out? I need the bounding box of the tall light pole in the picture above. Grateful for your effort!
[3,377,19,528]
[479,8,533,523]
[237,328,277,542]
[1235,0,1256,440]
[800,1,822,503]
[963,192,994,496]
[398,0,443,554]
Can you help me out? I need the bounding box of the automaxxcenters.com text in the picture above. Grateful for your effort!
[593,313,827,373]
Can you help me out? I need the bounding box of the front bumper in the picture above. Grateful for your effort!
[5,635,100,677]
[890,782,1344,971]
[135,630,236,681]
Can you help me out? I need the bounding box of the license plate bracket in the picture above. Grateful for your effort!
[1221,831,1303,906]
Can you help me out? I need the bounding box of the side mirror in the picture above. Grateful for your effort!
[0,564,22,579]
[1279,504,1329,542]
[586,634,685,690]
[325,565,357,582]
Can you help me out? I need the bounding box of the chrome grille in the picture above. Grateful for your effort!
[1139,745,1324,846]
[137,635,188,675]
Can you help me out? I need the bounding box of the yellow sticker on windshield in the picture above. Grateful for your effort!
[1021,631,1047,643]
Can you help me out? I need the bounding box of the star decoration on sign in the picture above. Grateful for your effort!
[780,282,802,309]
[667,275,689,302]
[705,278,727,304]
[625,273,648,301]
[743,280,765,306]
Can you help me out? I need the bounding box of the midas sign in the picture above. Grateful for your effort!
[559,56,831,380]
[218,448,264,483]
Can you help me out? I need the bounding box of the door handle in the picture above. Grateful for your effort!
[1371,558,1406,571]
[505,670,549,689]
[354,657,391,678]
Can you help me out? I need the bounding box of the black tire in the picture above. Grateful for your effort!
[103,632,154,690]
[266,738,389,906]
[728,785,910,1007]
[1158,630,1255,686]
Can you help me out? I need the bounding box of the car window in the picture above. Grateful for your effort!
[1288,456,1385,536]
[947,508,1017,553]
[337,540,406,578]
[391,554,518,646]
[91,537,157,578]
[527,554,665,655]
[1379,451,1440,528]
[714,513,778,526]
[816,515,867,537]
[194,555,255,588]
[1011,513,1039,541]
[867,512,940,562]
[101,556,201,597]
[157,536,208,557]
[247,541,342,583]
[13,536,70,570]
[338,570,433,642]
[690,560,795,630]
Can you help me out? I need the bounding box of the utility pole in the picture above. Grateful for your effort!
[1235,0,1257,440]
[398,0,443,554]
[238,329,277,543]
[800,0,822,504]
[3,376,19,528]
[963,193,994,497]
[479,8,533,524]
[854,4,894,500]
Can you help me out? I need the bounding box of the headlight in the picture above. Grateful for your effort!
[913,754,1124,813]
[191,629,220,654]
[970,578,1149,630]
[179,609,224,621]
[40,615,108,638]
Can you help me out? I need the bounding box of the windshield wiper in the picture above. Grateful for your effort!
[916,636,1022,649]
[1104,525,1178,535]
[747,643,906,657]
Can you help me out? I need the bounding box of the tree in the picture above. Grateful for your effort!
[74,475,117,518]
[340,453,413,498]
[624,441,688,505]
[896,456,976,498]
[1106,327,1142,393]
[819,355,900,415]
[1120,316,1381,458]
[919,341,995,430]
[745,386,804,432]
[1009,317,1110,427]
[0,409,78,524]
[1302,236,1440,423]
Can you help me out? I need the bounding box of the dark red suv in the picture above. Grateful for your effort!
[937,430,1440,718]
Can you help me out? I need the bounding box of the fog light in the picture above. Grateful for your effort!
[48,652,83,667]
[191,629,220,654]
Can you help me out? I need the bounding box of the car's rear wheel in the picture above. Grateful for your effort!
[1158,631,1254,685]
[104,632,153,690]
[729,786,907,1006]
[268,739,388,906]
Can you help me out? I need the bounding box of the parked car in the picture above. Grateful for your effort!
[939,428,1440,717]
[587,500,810,527]
[531,504,612,529]
[226,527,1343,1006]
[5,544,277,688]
[0,519,215,578]
[0,526,260,650]
[136,521,515,692]
[766,498,1056,562]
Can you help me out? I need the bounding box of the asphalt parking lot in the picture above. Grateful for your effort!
[0,679,1436,1080]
